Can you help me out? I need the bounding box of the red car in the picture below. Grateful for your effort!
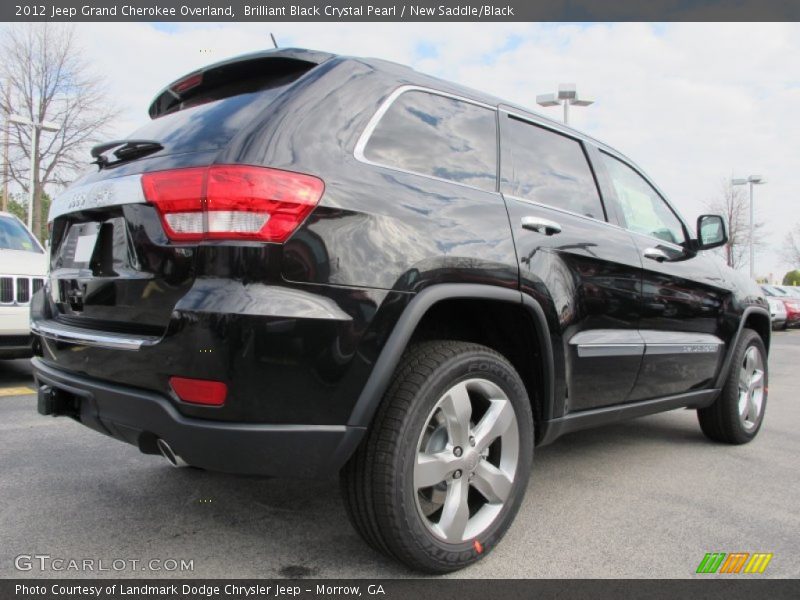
[762,285,800,328]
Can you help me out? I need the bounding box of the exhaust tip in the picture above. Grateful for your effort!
[156,438,188,468]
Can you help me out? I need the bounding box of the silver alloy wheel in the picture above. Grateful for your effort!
[414,378,519,544]
[738,345,765,431]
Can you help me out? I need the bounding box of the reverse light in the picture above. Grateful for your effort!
[169,376,227,406]
[141,165,325,242]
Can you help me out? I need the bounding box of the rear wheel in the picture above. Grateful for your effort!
[340,341,534,573]
[698,329,767,444]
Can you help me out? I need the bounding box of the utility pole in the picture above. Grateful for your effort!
[1,79,9,211]
[1,116,8,212]
[9,113,61,230]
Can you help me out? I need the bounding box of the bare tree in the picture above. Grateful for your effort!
[1,24,119,239]
[782,225,800,267]
[706,178,764,269]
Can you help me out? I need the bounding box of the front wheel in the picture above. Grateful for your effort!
[698,329,768,444]
[340,341,534,573]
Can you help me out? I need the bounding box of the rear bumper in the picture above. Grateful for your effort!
[32,357,365,478]
[786,313,800,327]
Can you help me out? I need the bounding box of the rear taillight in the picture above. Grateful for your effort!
[141,165,324,242]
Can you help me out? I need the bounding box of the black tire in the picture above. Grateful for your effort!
[340,340,534,573]
[698,329,768,444]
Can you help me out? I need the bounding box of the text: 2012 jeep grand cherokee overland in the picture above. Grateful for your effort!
[31,48,770,573]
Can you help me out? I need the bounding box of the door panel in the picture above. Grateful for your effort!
[628,235,727,399]
[592,150,729,400]
[498,110,642,414]
[506,199,643,412]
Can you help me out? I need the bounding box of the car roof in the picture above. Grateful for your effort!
[152,47,658,197]
[155,47,613,154]
[351,53,611,148]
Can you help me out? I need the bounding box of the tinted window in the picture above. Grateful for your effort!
[600,153,686,245]
[129,80,294,157]
[0,215,42,253]
[363,91,497,192]
[762,285,786,297]
[501,116,604,219]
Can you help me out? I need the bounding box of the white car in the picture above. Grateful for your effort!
[0,211,48,358]
[767,296,787,331]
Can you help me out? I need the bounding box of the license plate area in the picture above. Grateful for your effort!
[56,217,134,274]
[57,221,99,268]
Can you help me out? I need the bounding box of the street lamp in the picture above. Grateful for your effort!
[732,174,766,280]
[9,114,61,230]
[536,83,594,125]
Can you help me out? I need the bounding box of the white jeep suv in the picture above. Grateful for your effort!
[0,211,47,359]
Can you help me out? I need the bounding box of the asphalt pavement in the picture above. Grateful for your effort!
[1,333,798,579]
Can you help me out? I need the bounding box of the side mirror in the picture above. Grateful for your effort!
[697,214,727,250]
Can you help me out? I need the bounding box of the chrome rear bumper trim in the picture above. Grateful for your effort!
[31,320,160,351]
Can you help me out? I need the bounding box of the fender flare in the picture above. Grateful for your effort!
[346,283,555,429]
[714,305,771,389]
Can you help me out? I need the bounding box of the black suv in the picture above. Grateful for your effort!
[31,48,770,573]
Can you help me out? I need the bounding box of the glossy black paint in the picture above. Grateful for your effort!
[32,48,770,476]
[498,110,643,413]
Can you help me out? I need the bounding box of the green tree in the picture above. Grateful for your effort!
[3,192,51,241]
[783,270,800,286]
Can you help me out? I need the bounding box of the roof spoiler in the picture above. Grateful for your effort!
[147,48,335,119]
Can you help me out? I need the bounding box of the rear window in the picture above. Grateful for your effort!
[362,90,498,192]
[133,58,316,155]
[762,286,786,296]
[0,215,42,253]
[130,71,306,157]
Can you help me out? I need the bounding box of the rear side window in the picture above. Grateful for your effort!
[362,90,497,192]
[501,116,605,220]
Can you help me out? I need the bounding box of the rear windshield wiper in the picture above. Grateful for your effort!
[90,139,164,168]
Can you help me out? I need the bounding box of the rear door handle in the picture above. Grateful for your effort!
[521,216,562,236]
[643,247,670,262]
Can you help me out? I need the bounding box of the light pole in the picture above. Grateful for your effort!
[8,114,60,230]
[536,83,594,125]
[732,174,766,280]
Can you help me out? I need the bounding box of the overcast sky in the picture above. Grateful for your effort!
[65,22,800,280]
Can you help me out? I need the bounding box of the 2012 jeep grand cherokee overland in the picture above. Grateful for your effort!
[31,48,771,573]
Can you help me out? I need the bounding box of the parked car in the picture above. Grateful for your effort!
[777,285,800,298]
[762,285,800,328]
[31,48,771,573]
[0,211,47,359]
[767,296,787,330]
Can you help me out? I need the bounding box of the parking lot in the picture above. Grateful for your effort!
[1,332,799,579]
